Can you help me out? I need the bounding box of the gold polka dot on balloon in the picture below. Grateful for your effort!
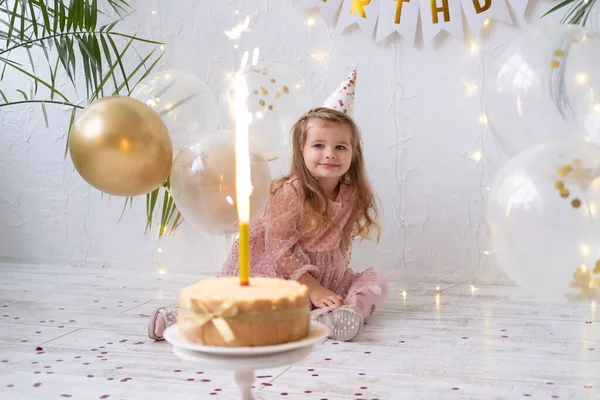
[550,60,560,69]
[595,260,600,274]
[560,189,570,198]
[253,90,259,95]
[554,181,564,190]
[259,100,265,107]
[572,198,581,208]
[557,164,572,178]
[268,105,274,111]
[554,49,564,57]
[275,91,281,99]
[282,86,289,94]
[270,78,276,83]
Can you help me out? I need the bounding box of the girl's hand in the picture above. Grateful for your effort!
[309,286,344,308]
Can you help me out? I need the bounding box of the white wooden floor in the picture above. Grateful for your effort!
[0,263,598,399]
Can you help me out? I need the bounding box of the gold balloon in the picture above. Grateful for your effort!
[69,96,173,197]
[170,136,271,234]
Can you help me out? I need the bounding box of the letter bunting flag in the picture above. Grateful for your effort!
[297,0,529,44]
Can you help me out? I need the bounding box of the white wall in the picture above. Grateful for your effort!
[0,0,584,285]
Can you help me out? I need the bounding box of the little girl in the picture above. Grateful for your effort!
[149,107,388,342]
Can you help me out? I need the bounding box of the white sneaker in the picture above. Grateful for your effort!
[317,308,363,342]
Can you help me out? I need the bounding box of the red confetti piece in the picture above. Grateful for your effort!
[312,374,319,377]
[360,387,367,389]
[201,379,211,382]
[257,375,272,378]
[35,346,43,351]
[33,383,41,387]
[461,337,468,339]
[452,388,459,390]
[325,358,331,361]
[100,396,110,399]
[262,383,273,386]
[187,378,195,382]
[304,390,312,393]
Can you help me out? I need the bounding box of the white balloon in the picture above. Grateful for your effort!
[220,61,313,161]
[131,70,219,151]
[484,25,600,156]
[486,139,600,303]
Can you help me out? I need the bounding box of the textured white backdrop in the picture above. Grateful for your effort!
[0,0,590,286]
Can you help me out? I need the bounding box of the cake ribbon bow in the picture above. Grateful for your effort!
[184,300,238,343]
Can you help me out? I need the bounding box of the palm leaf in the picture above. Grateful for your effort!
[543,0,598,26]
[0,0,179,235]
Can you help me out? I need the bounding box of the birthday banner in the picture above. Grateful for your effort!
[298,0,530,44]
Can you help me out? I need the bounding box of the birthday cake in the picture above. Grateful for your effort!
[177,277,311,347]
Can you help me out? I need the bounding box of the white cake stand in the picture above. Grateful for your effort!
[164,322,328,400]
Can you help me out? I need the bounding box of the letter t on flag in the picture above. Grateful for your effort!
[376,0,420,44]
[337,0,380,35]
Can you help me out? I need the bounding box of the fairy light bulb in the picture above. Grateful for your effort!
[469,151,483,162]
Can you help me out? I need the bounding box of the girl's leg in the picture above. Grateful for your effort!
[148,307,178,341]
[314,271,388,342]
[344,272,388,319]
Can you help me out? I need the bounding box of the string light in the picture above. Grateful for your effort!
[435,286,440,291]
[464,81,479,97]
[594,104,600,112]
[482,250,490,255]
[469,151,483,162]
[576,72,589,85]
[580,243,591,256]
[470,285,478,294]
[157,247,163,253]
[305,17,316,26]
[157,267,168,275]
[479,113,488,125]
[152,10,157,15]
[310,52,326,63]
[469,41,480,55]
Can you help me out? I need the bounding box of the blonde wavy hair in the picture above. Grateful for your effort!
[272,107,380,242]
